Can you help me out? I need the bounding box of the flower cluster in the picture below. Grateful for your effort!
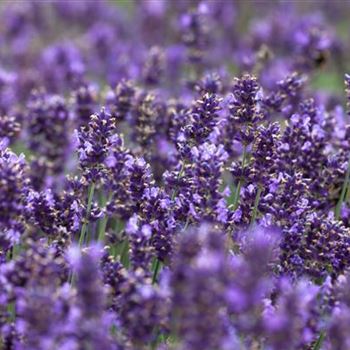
[2,1,350,349]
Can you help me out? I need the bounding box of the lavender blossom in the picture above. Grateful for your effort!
[113,268,169,345]
[170,224,231,350]
[1,2,350,349]
[0,140,30,253]
[72,84,98,127]
[75,108,116,184]
[179,92,222,156]
[142,46,166,86]
[106,79,136,121]
[69,245,117,349]
[180,3,211,65]
[263,278,320,350]
[0,115,21,142]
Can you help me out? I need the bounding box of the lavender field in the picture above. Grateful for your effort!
[2,1,350,349]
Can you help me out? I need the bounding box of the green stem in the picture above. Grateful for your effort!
[98,217,109,243]
[182,217,190,232]
[7,302,15,322]
[313,331,325,350]
[78,183,95,247]
[6,244,20,261]
[152,259,162,284]
[345,169,350,204]
[233,181,242,209]
[251,186,262,224]
[114,219,124,233]
[346,182,350,203]
[120,239,129,267]
[12,245,20,258]
[335,158,350,219]
[6,248,12,261]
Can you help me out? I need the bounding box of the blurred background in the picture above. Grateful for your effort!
[0,0,349,100]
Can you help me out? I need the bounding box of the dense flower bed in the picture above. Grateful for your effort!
[1,1,350,349]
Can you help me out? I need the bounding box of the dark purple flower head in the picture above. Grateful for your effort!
[264,72,306,115]
[193,71,224,95]
[277,72,306,99]
[26,184,83,244]
[165,141,228,226]
[328,270,350,349]
[179,92,222,155]
[106,79,136,121]
[76,108,116,184]
[237,225,281,272]
[103,135,133,218]
[328,305,350,350]
[249,122,280,184]
[299,215,350,279]
[274,98,333,206]
[0,114,21,142]
[69,245,105,317]
[87,22,117,61]
[13,282,74,350]
[68,245,118,349]
[9,243,117,350]
[0,68,17,115]
[223,226,281,343]
[126,214,154,271]
[72,84,98,127]
[6,240,69,341]
[230,74,263,120]
[142,46,166,86]
[263,278,320,350]
[188,142,228,223]
[261,172,311,227]
[0,140,30,252]
[40,42,85,92]
[170,224,231,350]
[26,90,72,176]
[130,91,159,152]
[293,24,332,70]
[127,156,154,208]
[345,73,350,117]
[180,2,211,63]
[226,74,264,152]
[230,74,263,121]
[140,186,176,262]
[105,151,155,220]
[116,269,169,345]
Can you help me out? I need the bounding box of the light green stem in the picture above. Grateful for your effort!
[313,331,325,350]
[152,259,162,284]
[120,239,129,267]
[7,302,15,322]
[346,182,350,203]
[182,217,190,232]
